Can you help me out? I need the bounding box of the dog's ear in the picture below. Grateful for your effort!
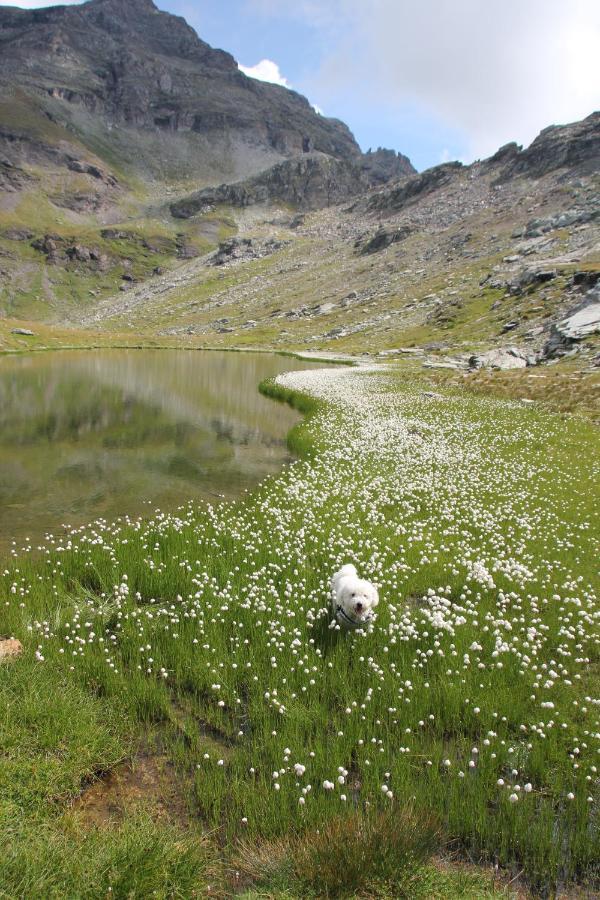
[371,586,379,607]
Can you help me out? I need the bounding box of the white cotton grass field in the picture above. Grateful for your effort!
[1,364,599,897]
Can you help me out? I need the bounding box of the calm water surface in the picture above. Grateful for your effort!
[0,349,318,554]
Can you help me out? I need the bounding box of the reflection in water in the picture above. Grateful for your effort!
[0,349,318,553]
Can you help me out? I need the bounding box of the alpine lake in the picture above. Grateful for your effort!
[0,349,320,556]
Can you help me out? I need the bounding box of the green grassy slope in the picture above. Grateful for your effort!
[1,365,597,897]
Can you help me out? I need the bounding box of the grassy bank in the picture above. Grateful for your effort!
[1,364,598,897]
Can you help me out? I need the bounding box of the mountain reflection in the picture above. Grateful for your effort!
[0,349,317,552]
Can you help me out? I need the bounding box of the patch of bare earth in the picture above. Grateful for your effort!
[71,748,191,828]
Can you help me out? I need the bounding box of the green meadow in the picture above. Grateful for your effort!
[1,363,598,898]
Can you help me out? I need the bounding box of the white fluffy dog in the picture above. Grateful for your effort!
[331,564,379,629]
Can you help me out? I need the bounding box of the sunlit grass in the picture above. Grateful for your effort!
[0,364,598,896]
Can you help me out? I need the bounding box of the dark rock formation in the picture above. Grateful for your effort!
[359,148,415,185]
[0,158,35,191]
[359,162,463,214]
[31,233,111,269]
[507,269,557,296]
[2,228,34,241]
[495,112,600,180]
[355,225,413,255]
[171,152,414,216]
[208,236,287,266]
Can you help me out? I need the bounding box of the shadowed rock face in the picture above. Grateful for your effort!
[0,0,366,184]
[170,152,416,216]
[495,112,600,180]
[358,162,464,214]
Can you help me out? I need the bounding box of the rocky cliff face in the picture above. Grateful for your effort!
[493,112,600,180]
[171,150,416,217]
[0,0,368,187]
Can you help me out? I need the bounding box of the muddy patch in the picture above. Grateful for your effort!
[71,749,191,828]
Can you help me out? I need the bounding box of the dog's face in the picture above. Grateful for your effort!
[338,578,379,620]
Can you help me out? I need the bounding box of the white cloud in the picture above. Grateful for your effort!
[238,59,291,88]
[248,0,600,161]
[238,58,325,114]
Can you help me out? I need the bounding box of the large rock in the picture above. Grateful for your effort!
[556,290,600,341]
[507,268,557,296]
[355,225,412,255]
[2,228,33,241]
[544,286,600,358]
[469,347,531,370]
[515,208,599,239]
[209,237,287,266]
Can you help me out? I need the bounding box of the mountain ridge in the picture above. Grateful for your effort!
[0,0,598,386]
[0,0,375,188]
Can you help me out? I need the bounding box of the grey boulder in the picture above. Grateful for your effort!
[469,347,531,369]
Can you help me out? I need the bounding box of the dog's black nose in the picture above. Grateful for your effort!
[356,602,363,611]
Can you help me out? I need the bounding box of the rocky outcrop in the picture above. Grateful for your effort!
[506,268,557,296]
[0,158,35,191]
[496,112,600,180]
[468,347,534,370]
[350,115,599,224]
[2,228,34,241]
[514,208,599,240]
[358,162,463,214]
[171,151,414,216]
[355,225,412,255]
[208,236,288,266]
[544,286,600,358]
[31,233,111,269]
[557,301,600,340]
[358,148,415,185]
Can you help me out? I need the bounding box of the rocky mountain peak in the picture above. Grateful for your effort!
[0,0,377,185]
[75,0,236,67]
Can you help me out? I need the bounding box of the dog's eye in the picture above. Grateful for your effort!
[351,592,356,597]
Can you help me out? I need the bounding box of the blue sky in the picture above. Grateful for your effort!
[4,0,600,171]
